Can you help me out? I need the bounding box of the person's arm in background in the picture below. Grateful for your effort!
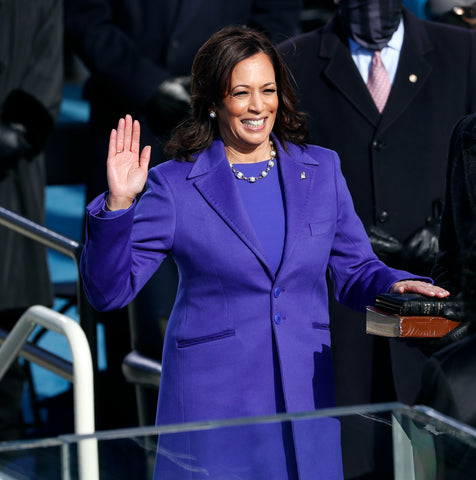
[64,0,169,108]
[432,115,476,293]
[64,0,191,133]
[431,142,463,292]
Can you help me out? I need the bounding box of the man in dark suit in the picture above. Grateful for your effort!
[278,2,476,478]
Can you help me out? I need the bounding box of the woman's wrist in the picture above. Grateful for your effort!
[105,193,134,211]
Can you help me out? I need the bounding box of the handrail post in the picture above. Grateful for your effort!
[0,306,99,480]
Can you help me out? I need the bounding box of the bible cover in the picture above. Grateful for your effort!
[375,293,461,316]
[366,306,461,338]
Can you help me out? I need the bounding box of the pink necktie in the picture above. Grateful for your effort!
[367,51,391,113]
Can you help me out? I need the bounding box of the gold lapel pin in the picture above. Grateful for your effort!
[300,171,306,180]
[409,74,418,83]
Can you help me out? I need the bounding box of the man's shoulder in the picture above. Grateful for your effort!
[277,24,332,56]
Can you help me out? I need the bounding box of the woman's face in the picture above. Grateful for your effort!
[216,52,278,157]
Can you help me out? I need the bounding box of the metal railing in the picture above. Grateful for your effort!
[0,206,97,372]
[0,305,98,480]
[0,205,101,478]
[0,327,73,382]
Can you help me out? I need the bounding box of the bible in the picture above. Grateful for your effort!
[366,306,461,338]
[375,293,462,316]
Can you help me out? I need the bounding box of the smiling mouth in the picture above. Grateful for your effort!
[242,118,265,129]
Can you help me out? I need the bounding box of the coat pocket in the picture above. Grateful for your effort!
[312,322,329,330]
[177,328,236,348]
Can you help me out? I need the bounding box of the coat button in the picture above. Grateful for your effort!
[378,211,389,223]
[274,286,282,298]
[274,314,282,325]
[372,140,386,151]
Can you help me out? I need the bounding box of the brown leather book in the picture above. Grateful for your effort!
[365,306,461,338]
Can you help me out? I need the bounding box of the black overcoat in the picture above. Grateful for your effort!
[0,0,63,310]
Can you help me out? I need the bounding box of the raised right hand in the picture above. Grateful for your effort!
[106,114,151,210]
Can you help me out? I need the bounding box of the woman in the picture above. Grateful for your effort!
[80,26,448,479]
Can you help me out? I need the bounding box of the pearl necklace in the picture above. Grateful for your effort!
[229,140,277,183]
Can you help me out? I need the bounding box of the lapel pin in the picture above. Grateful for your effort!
[300,171,306,180]
[409,74,418,83]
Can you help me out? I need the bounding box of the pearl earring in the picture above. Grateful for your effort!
[209,111,216,119]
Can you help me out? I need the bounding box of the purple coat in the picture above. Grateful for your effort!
[80,138,415,478]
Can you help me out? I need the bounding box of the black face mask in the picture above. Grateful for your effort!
[338,0,403,50]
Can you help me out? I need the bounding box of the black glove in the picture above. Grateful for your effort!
[0,122,33,161]
[1,89,54,160]
[145,76,192,134]
[400,224,440,276]
[400,200,442,277]
[366,225,403,267]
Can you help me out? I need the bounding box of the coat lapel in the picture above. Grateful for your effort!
[190,140,273,277]
[378,8,433,134]
[276,141,320,268]
[190,139,321,279]
[319,18,381,126]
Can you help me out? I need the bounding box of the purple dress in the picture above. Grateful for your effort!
[233,158,285,274]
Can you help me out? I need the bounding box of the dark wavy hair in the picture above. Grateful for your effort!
[165,25,308,161]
